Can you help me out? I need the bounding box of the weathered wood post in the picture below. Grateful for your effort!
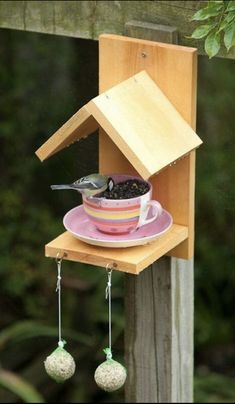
[123,24,195,403]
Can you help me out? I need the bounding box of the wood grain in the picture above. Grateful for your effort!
[45,225,188,274]
[123,28,194,403]
[125,257,194,402]
[87,71,201,180]
[125,20,178,44]
[99,34,198,259]
[36,69,201,178]
[0,1,234,59]
[35,105,98,161]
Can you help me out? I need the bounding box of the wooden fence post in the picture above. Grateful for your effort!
[125,258,194,403]
[124,24,194,403]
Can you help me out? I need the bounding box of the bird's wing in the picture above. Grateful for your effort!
[72,180,99,190]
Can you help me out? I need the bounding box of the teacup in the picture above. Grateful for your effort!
[82,174,163,235]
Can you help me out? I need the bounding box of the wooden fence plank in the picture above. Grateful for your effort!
[0,1,234,59]
[0,1,25,31]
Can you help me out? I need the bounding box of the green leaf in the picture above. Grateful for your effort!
[225,10,235,23]
[224,23,235,50]
[0,369,44,403]
[192,4,223,21]
[205,32,221,58]
[226,1,235,11]
[190,24,215,39]
[218,19,229,32]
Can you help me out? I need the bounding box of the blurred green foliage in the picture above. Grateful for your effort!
[0,369,45,403]
[195,55,235,354]
[195,368,235,403]
[0,28,234,403]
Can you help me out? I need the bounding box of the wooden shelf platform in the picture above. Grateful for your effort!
[45,224,188,275]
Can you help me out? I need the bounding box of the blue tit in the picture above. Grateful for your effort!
[50,173,114,197]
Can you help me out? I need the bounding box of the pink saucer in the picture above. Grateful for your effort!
[63,205,173,248]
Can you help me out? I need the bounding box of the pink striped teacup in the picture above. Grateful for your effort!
[82,174,162,235]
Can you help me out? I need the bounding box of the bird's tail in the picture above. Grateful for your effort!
[50,184,74,190]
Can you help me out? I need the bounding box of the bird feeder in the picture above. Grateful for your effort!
[35,34,202,275]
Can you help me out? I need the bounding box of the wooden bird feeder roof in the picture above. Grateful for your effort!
[36,70,202,180]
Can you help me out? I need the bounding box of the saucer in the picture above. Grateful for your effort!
[63,205,173,248]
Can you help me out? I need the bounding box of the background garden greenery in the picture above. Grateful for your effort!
[190,0,235,58]
[0,28,234,403]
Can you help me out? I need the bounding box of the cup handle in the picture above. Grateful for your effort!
[138,200,163,227]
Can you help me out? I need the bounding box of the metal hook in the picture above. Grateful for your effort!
[105,264,113,300]
[106,263,113,274]
[55,251,65,265]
